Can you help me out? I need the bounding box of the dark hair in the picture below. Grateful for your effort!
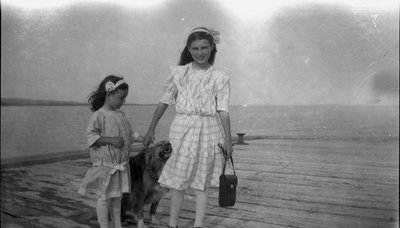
[178,27,217,66]
[88,75,128,112]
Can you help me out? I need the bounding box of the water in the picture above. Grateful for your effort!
[1,105,398,160]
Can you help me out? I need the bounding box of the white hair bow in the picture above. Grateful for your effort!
[105,80,125,92]
[208,28,220,44]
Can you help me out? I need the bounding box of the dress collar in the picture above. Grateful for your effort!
[189,62,213,74]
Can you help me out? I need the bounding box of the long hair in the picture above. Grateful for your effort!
[179,27,217,66]
[88,75,128,112]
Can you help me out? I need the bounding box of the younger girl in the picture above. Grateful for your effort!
[79,75,143,228]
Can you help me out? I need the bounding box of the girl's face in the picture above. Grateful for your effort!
[189,39,213,67]
[108,89,128,110]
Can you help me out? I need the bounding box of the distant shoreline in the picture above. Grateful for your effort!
[0,98,156,106]
[1,98,398,107]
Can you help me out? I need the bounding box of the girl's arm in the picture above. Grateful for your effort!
[143,102,169,145]
[87,113,123,149]
[93,136,124,148]
[218,110,233,157]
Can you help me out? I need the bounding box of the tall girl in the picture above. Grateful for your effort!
[79,75,142,228]
[143,27,233,228]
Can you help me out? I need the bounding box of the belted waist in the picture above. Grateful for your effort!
[176,113,216,117]
[93,160,128,175]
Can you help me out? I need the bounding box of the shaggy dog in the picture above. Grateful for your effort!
[121,140,171,228]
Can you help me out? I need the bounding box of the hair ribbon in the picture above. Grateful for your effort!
[189,27,220,44]
[105,79,125,92]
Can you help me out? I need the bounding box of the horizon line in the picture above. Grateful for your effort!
[1,98,398,107]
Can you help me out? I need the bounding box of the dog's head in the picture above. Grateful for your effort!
[144,140,172,177]
[149,140,172,160]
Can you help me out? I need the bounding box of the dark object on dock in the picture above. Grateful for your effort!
[218,143,238,207]
[235,133,249,145]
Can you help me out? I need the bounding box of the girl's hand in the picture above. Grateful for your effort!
[135,135,144,143]
[224,141,233,158]
[143,131,155,146]
[110,137,124,148]
[218,142,233,161]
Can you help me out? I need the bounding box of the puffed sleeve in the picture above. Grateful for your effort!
[215,73,230,112]
[160,66,178,105]
[86,112,102,147]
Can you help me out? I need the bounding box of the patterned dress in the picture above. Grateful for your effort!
[78,108,139,199]
[158,63,230,191]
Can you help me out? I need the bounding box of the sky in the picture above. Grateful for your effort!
[1,0,399,105]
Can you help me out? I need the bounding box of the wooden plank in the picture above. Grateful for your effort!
[1,139,398,228]
[149,195,396,228]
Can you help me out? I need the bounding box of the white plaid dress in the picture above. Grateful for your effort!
[158,63,230,191]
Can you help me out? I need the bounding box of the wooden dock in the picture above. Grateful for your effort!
[1,138,398,228]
